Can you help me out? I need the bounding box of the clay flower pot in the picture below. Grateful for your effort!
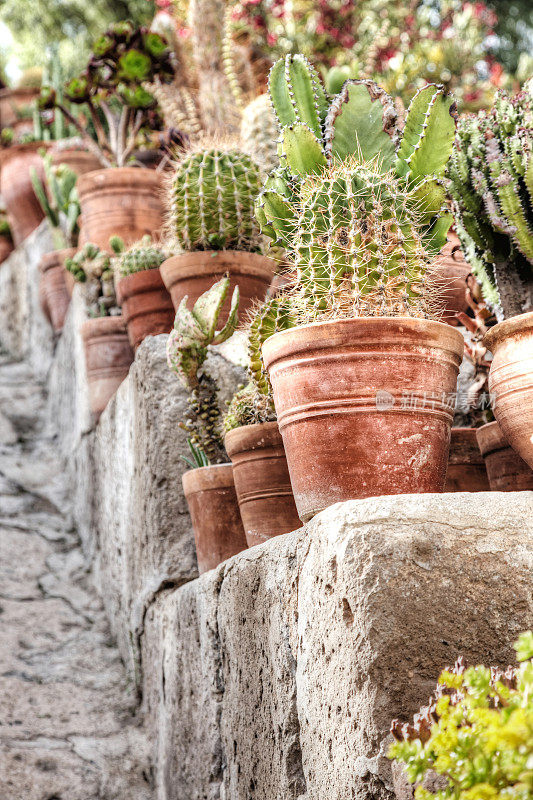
[476,420,533,491]
[81,316,134,420]
[263,317,464,522]
[225,421,301,547]
[0,233,14,264]
[116,268,175,351]
[39,248,76,332]
[160,251,276,326]
[484,312,533,470]
[433,231,471,325]
[50,145,102,176]
[76,167,164,250]
[444,428,490,492]
[182,464,248,574]
[0,142,50,246]
[0,87,39,129]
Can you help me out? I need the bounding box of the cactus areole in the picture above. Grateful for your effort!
[255,56,464,518]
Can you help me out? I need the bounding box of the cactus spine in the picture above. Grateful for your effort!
[447,80,533,318]
[114,236,167,278]
[240,94,280,175]
[257,55,458,322]
[169,146,264,252]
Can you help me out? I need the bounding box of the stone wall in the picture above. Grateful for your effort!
[3,226,533,800]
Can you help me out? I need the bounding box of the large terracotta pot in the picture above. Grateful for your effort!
[484,312,533,470]
[39,248,76,332]
[0,233,14,264]
[263,317,464,522]
[0,142,49,246]
[81,316,134,419]
[476,420,533,491]
[116,268,175,351]
[182,464,248,574]
[0,87,39,129]
[160,251,275,326]
[444,427,490,492]
[76,167,164,250]
[434,232,471,325]
[225,421,301,547]
[50,145,102,176]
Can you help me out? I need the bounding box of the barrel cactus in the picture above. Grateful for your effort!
[168,146,264,253]
[256,55,458,321]
[113,235,167,278]
[447,80,533,318]
[240,94,279,175]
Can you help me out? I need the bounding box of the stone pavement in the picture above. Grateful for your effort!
[0,352,153,800]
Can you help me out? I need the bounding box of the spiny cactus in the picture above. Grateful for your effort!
[30,152,79,249]
[447,80,533,318]
[256,55,458,322]
[167,276,239,464]
[240,94,279,175]
[65,242,120,318]
[168,145,264,252]
[114,235,167,278]
[144,79,201,138]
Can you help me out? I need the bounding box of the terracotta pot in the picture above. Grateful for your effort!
[434,232,471,325]
[182,464,248,573]
[76,167,164,250]
[476,420,533,491]
[225,421,301,547]
[484,312,533,470]
[263,317,464,522]
[0,234,14,264]
[50,145,102,176]
[116,268,175,351]
[160,251,275,326]
[39,248,76,332]
[0,142,49,246]
[81,316,134,419]
[444,428,490,492]
[64,267,75,298]
[0,87,39,129]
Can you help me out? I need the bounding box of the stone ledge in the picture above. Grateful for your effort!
[142,492,533,800]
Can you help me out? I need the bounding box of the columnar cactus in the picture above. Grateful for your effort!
[447,80,533,318]
[256,55,458,320]
[113,235,167,278]
[240,94,279,175]
[167,276,239,464]
[65,243,120,318]
[169,146,264,252]
[30,152,80,249]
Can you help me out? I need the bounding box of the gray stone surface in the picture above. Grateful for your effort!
[142,492,533,800]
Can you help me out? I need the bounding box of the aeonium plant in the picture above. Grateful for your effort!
[38,22,175,168]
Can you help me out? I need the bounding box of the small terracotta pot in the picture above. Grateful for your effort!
[0,142,50,246]
[50,145,103,176]
[39,248,76,332]
[225,421,301,547]
[182,464,248,574]
[76,167,164,250]
[0,87,39,129]
[433,232,471,325]
[476,420,533,491]
[263,317,464,522]
[64,268,75,298]
[160,251,275,326]
[81,316,134,419]
[484,312,533,470]
[0,233,14,264]
[444,428,490,492]
[116,268,175,351]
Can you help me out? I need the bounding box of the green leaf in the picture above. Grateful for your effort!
[117,49,152,82]
[260,190,295,248]
[422,213,453,257]
[212,286,240,345]
[408,178,447,223]
[192,276,230,339]
[269,54,327,139]
[281,124,327,177]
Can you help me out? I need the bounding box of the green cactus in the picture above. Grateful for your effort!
[167,275,239,465]
[257,55,458,322]
[30,151,80,248]
[114,235,167,278]
[240,94,280,175]
[65,242,120,318]
[169,146,264,253]
[447,80,533,318]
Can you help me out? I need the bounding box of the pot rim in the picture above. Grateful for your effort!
[81,315,128,340]
[182,462,234,495]
[225,420,281,457]
[0,140,51,166]
[0,87,39,99]
[76,165,162,195]
[160,251,276,281]
[262,316,465,370]
[483,311,533,352]
[116,266,165,300]
[40,247,77,272]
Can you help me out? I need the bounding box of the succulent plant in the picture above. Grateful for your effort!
[447,80,533,318]
[240,94,279,175]
[65,242,120,318]
[167,276,239,465]
[256,55,457,321]
[30,151,79,248]
[168,145,264,252]
[113,235,167,278]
